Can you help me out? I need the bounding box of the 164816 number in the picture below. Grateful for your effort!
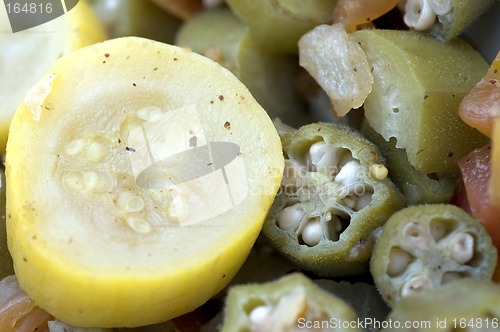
[5,2,52,14]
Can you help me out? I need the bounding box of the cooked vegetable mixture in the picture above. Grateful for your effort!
[1,0,500,331]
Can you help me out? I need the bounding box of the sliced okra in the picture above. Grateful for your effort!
[361,121,458,206]
[400,0,496,40]
[383,278,500,332]
[220,273,360,332]
[370,204,498,307]
[263,123,405,277]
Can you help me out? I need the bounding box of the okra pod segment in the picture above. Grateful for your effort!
[220,273,360,332]
[400,0,496,40]
[370,204,498,307]
[263,123,405,277]
[382,278,500,332]
[361,121,458,206]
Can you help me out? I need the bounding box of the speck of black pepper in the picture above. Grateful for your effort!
[173,57,178,61]
[218,95,224,101]
[224,121,231,130]
[104,53,110,57]
[125,146,136,152]
[210,100,214,104]
[153,67,158,71]
[102,60,106,64]
[353,67,357,72]
[448,152,454,157]
[133,83,137,87]
[118,138,122,144]
[424,95,428,99]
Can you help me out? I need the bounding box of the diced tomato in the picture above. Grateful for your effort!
[459,51,500,137]
[455,144,500,281]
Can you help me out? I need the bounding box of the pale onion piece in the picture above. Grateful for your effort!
[298,23,374,117]
[428,0,452,15]
[404,0,437,31]
[0,275,51,332]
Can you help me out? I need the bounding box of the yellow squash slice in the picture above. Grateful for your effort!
[5,37,284,328]
[0,0,106,154]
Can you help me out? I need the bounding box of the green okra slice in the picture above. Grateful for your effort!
[352,29,489,174]
[361,121,458,206]
[221,273,360,332]
[400,0,496,41]
[370,204,498,307]
[382,278,500,332]
[263,123,405,277]
[225,0,336,54]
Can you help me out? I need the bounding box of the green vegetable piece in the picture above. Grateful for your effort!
[370,204,497,307]
[361,121,457,205]
[89,0,182,43]
[225,0,336,54]
[401,0,496,41]
[221,273,360,332]
[382,278,500,332]
[353,29,489,173]
[263,123,405,277]
[0,169,13,280]
[175,8,308,126]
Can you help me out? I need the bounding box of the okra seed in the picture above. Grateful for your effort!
[248,305,272,330]
[428,0,452,15]
[404,0,437,31]
[126,217,152,234]
[82,171,111,193]
[451,233,475,264]
[277,203,303,231]
[402,222,427,249]
[369,164,388,180]
[429,220,447,242]
[401,275,433,297]
[136,106,162,122]
[387,247,412,276]
[302,219,323,247]
[334,160,360,186]
[355,192,372,211]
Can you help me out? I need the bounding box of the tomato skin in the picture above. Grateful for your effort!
[456,144,500,281]
[459,79,500,137]
[459,51,500,138]
[456,144,500,247]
